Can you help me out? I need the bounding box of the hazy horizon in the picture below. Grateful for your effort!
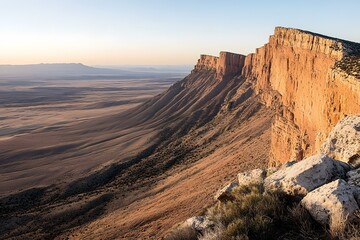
[1,0,360,65]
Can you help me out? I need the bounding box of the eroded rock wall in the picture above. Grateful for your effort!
[194,52,245,80]
[243,27,360,165]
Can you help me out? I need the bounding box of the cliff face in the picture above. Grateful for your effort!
[194,51,246,80]
[242,27,360,164]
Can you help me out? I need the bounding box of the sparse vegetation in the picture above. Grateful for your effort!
[167,183,360,239]
[328,211,360,240]
[167,185,313,239]
[165,225,199,240]
[204,184,322,240]
[335,55,360,78]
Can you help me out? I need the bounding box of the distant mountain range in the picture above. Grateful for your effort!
[0,63,192,80]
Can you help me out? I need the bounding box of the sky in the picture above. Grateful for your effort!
[1,0,359,65]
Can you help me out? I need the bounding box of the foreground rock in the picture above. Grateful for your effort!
[347,169,360,186]
[280,161,297,169]
[183,216,215,232]
[264,154,349,196]
[321,115,360,168]
[301,179,360,225]
[237,168,266,187]
[214,182,238,201]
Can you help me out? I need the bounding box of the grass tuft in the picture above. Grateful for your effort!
[164,225,198,240]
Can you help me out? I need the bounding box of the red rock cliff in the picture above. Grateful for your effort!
[243,27,360,165]
[194,51,245,80]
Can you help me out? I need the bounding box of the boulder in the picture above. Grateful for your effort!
[184,216,215,232]
[214,181,238,202]
[321,115,360,168]
[266,167,278,177]
[301,179,360,225]
[264,154,349,196]
[280,160,297,169]
[347,169,360,186]
[237,168,266,187]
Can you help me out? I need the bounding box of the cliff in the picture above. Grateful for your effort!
[193,27,360,165]
[242,27,360,165]
[194,51,245,80]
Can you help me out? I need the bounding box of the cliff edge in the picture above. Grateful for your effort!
[243,27,360,165]
[194,51,246,80]
[193,27,360,165]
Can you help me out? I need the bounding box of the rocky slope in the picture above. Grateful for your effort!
[173,115,360,239]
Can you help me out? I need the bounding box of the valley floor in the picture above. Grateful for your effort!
[0,71,273,239]
[0,77,175,195]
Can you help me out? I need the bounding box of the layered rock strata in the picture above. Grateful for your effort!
[194,51,245,80]
[242,27,360,164]
[195,27,360,165]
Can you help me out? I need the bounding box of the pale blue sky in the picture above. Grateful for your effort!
[0,0,359,65]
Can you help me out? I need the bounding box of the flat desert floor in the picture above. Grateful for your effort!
[0,77,178,195]
[0,78,176,141]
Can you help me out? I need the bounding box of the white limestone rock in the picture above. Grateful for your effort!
[214,181,238,202]
[237,168,266,187]
[264,154,349,196]
[280,160,297,169]
[321,115,360,168]
[301,179,360,225]
[184,216,215,232]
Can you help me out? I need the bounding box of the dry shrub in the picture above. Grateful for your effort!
[284,203,322,239]
[198,224,225,240]
[206,184,284,240]
[166,184,360,240]
[329,212,348,238]
[329,210,360,240]
[164,225,198,240]
[204,183,325,240]
[342,221,360,240]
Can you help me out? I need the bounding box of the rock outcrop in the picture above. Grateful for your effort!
[182,216,215,233]
[237,168,266,187]
[301,179,360,225]
[321,115,360,168]
[194,51,245,80]
[214,169,266,202]
[264,154,349,196]
[217,52,246,79]
[241,27,360,165]
[214,181,238,202]
[194,54,218,71]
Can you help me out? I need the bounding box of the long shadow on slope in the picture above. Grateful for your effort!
[0,70,262,239]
